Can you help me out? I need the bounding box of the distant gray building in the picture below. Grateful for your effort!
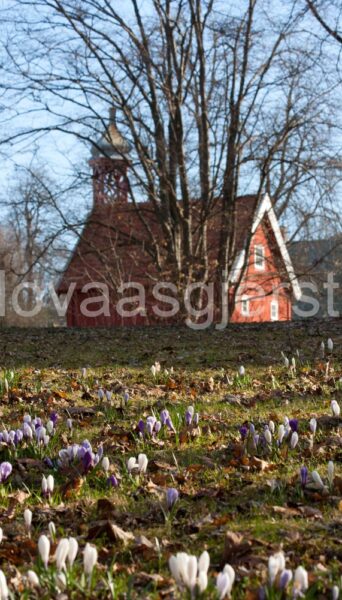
[289,237,342,319]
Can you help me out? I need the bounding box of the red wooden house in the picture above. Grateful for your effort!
[57,115,301,327]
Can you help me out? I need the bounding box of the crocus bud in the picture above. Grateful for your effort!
[151,365,157,377]
[166,488,179,509]
[38,534,50,568]
[123,391,129,404]
[238,365,245,377]
[327,338,333,352]
[331,400,341,417]
[48,521,56,539]
[55,538,70,571]
[0,570,8,600]
[309,418,317,435]
[102,457,110,472]
[107,474,118,487]
[198,550,210,575]
[66,418,73,430]
[105,390,112,402]
[328,461,334,487]
[268,421,275,434]
[0,528,3,543]
[216,564,235,599]
[46,421,54,434]
[68,537,78,567]
[268,552,285,585]
[55,572,67,591]
[83,543,98,576]
[127,457,137,473]
[98,388,104,401]
[332,585,340,600]
[27,570,40,587]
[264,428,272,444]
[47,474,54,495]
[41,476,48,496]
[24,508,32,530]
[138,453,148,473]
[81,367,87,378]
[311,470,325,489]
[300,466,308,488]
[0,462,12,483]
[279,569,293,589]
[290,431,299,449]
[278,424,285,444]
[293,566,308,595]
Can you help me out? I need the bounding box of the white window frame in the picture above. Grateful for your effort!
[270,299,279,321]
[240,295,250,316]
[254,245,265,270]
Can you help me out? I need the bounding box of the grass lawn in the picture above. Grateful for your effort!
[0,322,341,599]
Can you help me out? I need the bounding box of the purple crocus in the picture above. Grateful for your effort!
[289,419,298,432]
[185,410,193,426]
[154,421,162,434]
[137,419,145,434]
[107,474,118,487]
[160,410,169,425]
[239,425,248,440]
[0,461,12,483]
[165,416,176,432]
[50,412,58,426]
[193,413,199,427]
[300,466,308,488]
[82,450,93,473]
[166,487,179,509]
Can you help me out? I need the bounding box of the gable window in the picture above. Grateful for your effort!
[270,299,278,321]
[241,296,250,316]
[254,245,265,270]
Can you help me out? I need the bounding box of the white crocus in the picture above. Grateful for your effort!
[332,585,340,600]
[268,421,275,434]
[55,572,67,591]
[309,418,317,435]
[68,537,78,567]
[0,570,8,599]
[327,338,334,352]
[24,508,32,531]
[238,365,245,377]
[48,521,56,540]
[311,470,325,489]
[264,428,272,444]
[83,543,98,576]
[55,538,70,571]
[198,550,210,592]
[127,457,137,473]
[102,457,110,472]
[46,420,54,434]
[138,453,148,473]
[38,534,50,569]
[151,365,157,377]
[216,564,235,599]
[0,529,3,544]
[41,475,48,496]
[27,570,40,587]
[331,400,341,417]
[278,424,285,444]
[47,474,54,494]
[290,431,299,449]
[293,566,308,595]
[328,461,334,488]
[268,551,285,585]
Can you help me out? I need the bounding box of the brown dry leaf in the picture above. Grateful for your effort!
[250,456,276,472]
[223,530,252,563]
[62,477,84,499]
[88,520,134,545]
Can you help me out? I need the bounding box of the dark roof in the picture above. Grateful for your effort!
[289,237,342,277]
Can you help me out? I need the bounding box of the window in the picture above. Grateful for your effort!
[254,245,265,270]
[241,296,250,316]
[270,300,278,321]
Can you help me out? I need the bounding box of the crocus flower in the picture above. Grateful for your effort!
[160,409,169,425]
[279,569,293,590]
[169,552,207,594]
[137,419,145,434]
[24,508,32,531]
[98,388,104,401]
[293,566,308,597]
[289,419,298,432]
[309,418,317,435]
[66,418,73,430]
[165,416,176,432]
[81,367,87,378]
[290,431,299,449]
[311,470,325,489]
[46,421,54,434]
[82,450,93,473]
[38,534,50,568]
[238,365,245,377]
[151,365,157,377]
[264,428,272,444]
[239,426,248,440]
[27,570,40,587]
[50,412,58,426]
[55,572,67,592]
[328,461,334,487]
[327,338,334,352]
[127,457,137,473]
[123,391,129,404]
[268,421,275,434]
[193,413,199,426]
[198,551,210,593]
[166,488,179,509]
[331,400,341,417]
[108,474,118,487]
[105,390,112,402]
[0,570,8,600]
[332,585,340,600]
[83,543,98,576]
[0,462,12,483]
[68,537,78,567]
[102,457,110,472]
[48,521,56,540]
[0,528,3,543]
[268,551,285,585]
[55,538,70,571]
[300,466,308,488]
[138,453,148,473]
[278,425,285,444]
[155,421,162,434]
[216,564,235,599]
